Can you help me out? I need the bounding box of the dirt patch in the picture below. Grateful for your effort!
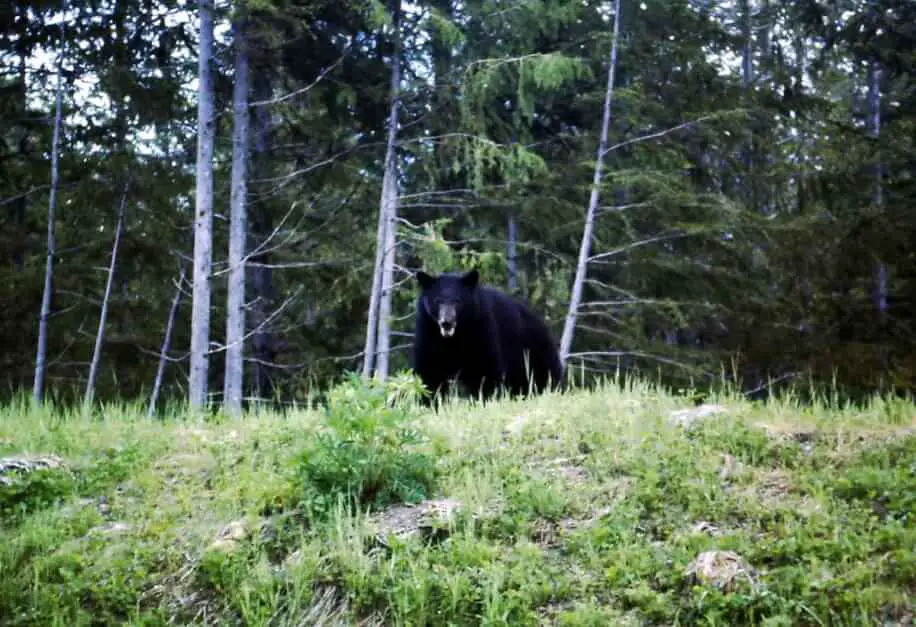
[153,452,218,483]
[527,456,589,485]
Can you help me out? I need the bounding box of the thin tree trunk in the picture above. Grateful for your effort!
[507,213,518,291]
[362,198,387,379]
[83,182,128,407]
[741,0,756,212]
[224,8,250,416]
[376,171,399,379]
[558,0,621,364]
[366,0,403,380]
[148,267,187,417]
[33,0,67,403]
[13,41,28,272]
[249,70,275,403]
[868,62,887,322]
[189,0,215,410]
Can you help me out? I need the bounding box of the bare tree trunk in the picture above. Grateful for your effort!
[376,171,400,379]
[507,213,518,291]
[13,41,28,272]
[84,182,128,407]
[366,0,403,380]
[249,71,275,403]
[741,0,753,89]
[33,0,67,403]
[740,0,757,212]
[868,62,887,323]
[362,215,385,377]
[223,8,251,416]
[189,0,215,410]
[148,267,187,417]
[558,0,621,364]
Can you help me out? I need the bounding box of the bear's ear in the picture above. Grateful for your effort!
[416,271,436,289]
[460,269,480,288]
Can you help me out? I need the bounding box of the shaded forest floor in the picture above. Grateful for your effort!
[1,378,915,626]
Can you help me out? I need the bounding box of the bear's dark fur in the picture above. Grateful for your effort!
[411,269,564,405]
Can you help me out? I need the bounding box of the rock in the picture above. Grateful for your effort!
[90,521,130,535]
[206,519,250,553]
[369,498,464,546]
[684,550,756,592]
[0,454,66,487]
[669,404,728,426]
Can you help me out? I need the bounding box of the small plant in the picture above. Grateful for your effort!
[290,372,439,520]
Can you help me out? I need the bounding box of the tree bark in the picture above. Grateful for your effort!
[33,0,67,403]
[249,71,275,402]
[558,0,621,365]
[868,62,887,323]
[507,213,518,291]
[148,267,186,417]
[366,0,402,380]
[189,0,216,410]
[224,8,251,415]
[84,182,128,408]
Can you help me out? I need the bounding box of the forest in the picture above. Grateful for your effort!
[2,0,914,410]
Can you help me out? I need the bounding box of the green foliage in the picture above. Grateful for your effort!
[1,442,146,526]
[289,373,439,520]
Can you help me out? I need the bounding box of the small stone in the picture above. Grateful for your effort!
[669,404,727,426]
[685,550,756,592]
[217,520,248,542]
[91,521,130,535]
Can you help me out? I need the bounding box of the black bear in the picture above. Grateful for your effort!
[411,269,565,405]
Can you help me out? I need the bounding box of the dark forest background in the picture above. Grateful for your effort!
[1,0,913,410]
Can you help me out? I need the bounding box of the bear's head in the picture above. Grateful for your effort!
[415,269,480,338]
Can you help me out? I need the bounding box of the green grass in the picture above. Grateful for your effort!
[1,376,914,626]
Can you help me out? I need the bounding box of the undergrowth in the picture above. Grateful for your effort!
[0,376,913,626]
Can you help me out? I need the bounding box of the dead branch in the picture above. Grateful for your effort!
[249,54,346,108]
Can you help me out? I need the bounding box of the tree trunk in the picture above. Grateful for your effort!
[507,213,518,291]
[558,0,621,365]
[365,0,403,380]
[868,62,887,323]
[32,0,67,403]
[189,0,216,410]
[249,71,275,403]
[13,41,28,272]
[84,182,128,408]
[224,8,251,416]
[148,267,186,417]
[375,0,403,381]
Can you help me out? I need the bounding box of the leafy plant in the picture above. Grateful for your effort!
[290,372,439,520]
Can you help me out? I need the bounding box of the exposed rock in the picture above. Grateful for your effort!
[369,498,464,546]
[690,521,722,536]
[684,550,757,592]
[90,521,131,536]
[207,519,251,553]
[0,454,66,487]
[669,404,728,426]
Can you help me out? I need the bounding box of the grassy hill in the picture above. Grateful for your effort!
[1,376,914,626]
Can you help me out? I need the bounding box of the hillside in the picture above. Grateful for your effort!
[1,378,914,626]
